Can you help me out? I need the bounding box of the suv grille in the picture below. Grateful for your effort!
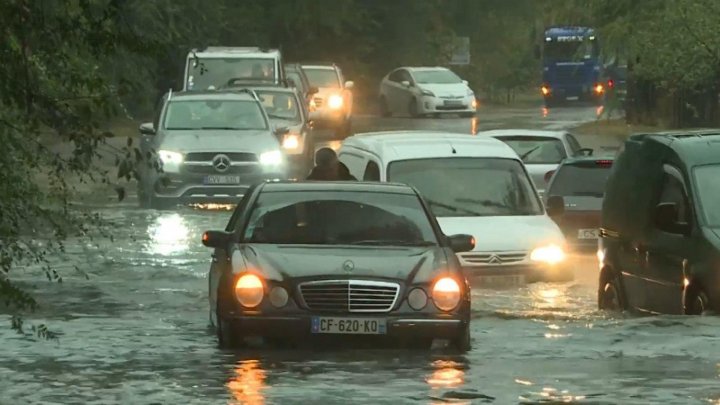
[299,280,399,313]
[461,251,527,265]
[185,152,257,162]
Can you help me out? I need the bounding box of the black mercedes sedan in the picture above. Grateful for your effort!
[202,181,475,351]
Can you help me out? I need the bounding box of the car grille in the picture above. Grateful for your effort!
[184,152,257,162]
[460,251,527,265]
[299,280,400,313]
[313,97,323,107]
[182,165,260,175]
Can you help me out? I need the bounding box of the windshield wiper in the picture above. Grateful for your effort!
[519,145,541,161]
[199,126,245,130]
[425,199,484,216]
[165,127,196,130]
[455,197,511,210]
[347,240,436,247]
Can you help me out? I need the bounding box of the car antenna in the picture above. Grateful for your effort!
[448,140,457,154]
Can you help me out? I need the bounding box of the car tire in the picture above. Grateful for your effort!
[408,97,419,118]
[379,96,391,117]
[683,283,710,315]
[216,302,245,349]
[598,272,626,311]
[451,323,471,352]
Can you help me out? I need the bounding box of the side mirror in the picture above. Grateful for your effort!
[401,80,411,88]
[139,122,156,135]
[344,80,354,89]
[462,80,469,86]
[447,234,475,253]
[577,148,594,156]
[202,230,232,248]
[546,195,565,217]
[308,86,319,96]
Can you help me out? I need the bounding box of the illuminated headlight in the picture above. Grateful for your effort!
[158,150,183,172]
[259,150,283,166]
[281,134,300,150]
[327,94,343,109]
[234,274,264,308]
[530,244,566,265]
[269,286,289,308]
[432,277,461,311]
[407,288,427,310]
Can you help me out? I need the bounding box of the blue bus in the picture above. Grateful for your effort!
[540,26,603,106]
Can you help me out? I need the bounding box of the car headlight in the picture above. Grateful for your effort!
[407,288,427,310]
[432,277,461,311]
[269,286,289,308]
[234,274,264,308]
[421,89,435,97]
[530,244,566,265]
[281,134,300,150]
[327,94,343,109]
[158,150,183,164]
[259,150,283,166]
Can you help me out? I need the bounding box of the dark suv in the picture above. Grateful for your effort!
[598,130,720,315]
[545,156,614,252]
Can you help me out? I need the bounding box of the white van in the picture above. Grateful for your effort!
[183,47,285,91]
[338,131,572,285]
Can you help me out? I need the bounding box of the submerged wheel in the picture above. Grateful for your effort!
[216,302,245,349]
[684,284,710,315]
[450,323,471,352]
[598,273,625,311]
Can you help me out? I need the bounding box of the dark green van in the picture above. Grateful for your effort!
[598,130,720,314]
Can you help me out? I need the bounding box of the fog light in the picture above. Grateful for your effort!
[269,286,289,308]
[407,288,427,310]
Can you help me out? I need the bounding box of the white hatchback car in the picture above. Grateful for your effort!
[379,67,477,118]
[338,131,572,285]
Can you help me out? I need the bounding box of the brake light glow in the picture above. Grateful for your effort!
[607,79,615,88]
[595,159,613,167]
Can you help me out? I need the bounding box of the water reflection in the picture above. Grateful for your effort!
[227,359,267,405]
[542,107,549,118]
[426,359,465,389]
[470,116,479,134]
[146,213,191,255]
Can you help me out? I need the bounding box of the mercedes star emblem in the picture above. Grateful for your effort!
[212,154,231,173]
[342,260,355,272]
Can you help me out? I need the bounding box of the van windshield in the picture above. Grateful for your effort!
[186,57,275,90]
[694,164,720,227]
[388,157,543,217]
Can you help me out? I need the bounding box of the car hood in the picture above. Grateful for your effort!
[437,215,565,252]
[160,129,280,153]
[417,83,470,98]
[233,244,450,284]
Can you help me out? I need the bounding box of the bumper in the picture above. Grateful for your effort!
[463,263,573,283]
[224,314,466,340]
[420,96,476,114]
[152,171,286,202]
[310,108,349,125]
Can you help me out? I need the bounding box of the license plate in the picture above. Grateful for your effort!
[311,317,387,335]
[443,99,463,106]
[566,96,579,101]
[477,274,526,286]
[577,228,599,239]
[203,175,241,185]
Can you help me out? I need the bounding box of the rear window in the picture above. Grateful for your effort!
[495,136,567,164]
[547,160,613,197]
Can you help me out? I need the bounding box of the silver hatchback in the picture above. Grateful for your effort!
[137,90,288,209]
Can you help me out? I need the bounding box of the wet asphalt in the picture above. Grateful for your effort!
[2,104,720,404]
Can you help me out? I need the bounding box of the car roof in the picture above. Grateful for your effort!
[300,64,337,70]
[545,26,595,36]
[342,131,519,161]
[188,47,281,58]
[631,129,720,167]
[260,181,417,195]
[397,66,448,72]
[478,129,567,139]
[169,90,257,101]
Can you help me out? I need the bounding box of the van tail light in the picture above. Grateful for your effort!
[607,79,615,88]
[544,170,555,183]
[595,159,613,167]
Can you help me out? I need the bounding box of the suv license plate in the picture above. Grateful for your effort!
[311,317,387,335]
[578,229,599,239]
[203,175,241,185]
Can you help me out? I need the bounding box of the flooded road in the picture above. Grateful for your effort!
[3,106,719,404]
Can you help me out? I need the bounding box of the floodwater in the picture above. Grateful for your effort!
[3,106,718,404]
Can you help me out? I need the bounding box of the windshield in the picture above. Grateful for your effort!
[242,191,438,246]
[388,158,543,217]
[163,100,268,130]
[186,57,275,89]
[256,91,301,124]
[303,68,340,88]
[547,162,613,198]
[694,164,720,227]
[413,69,462,84]
[543,38,598,60]
[286,72,307,93]
[495,136,567,164]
